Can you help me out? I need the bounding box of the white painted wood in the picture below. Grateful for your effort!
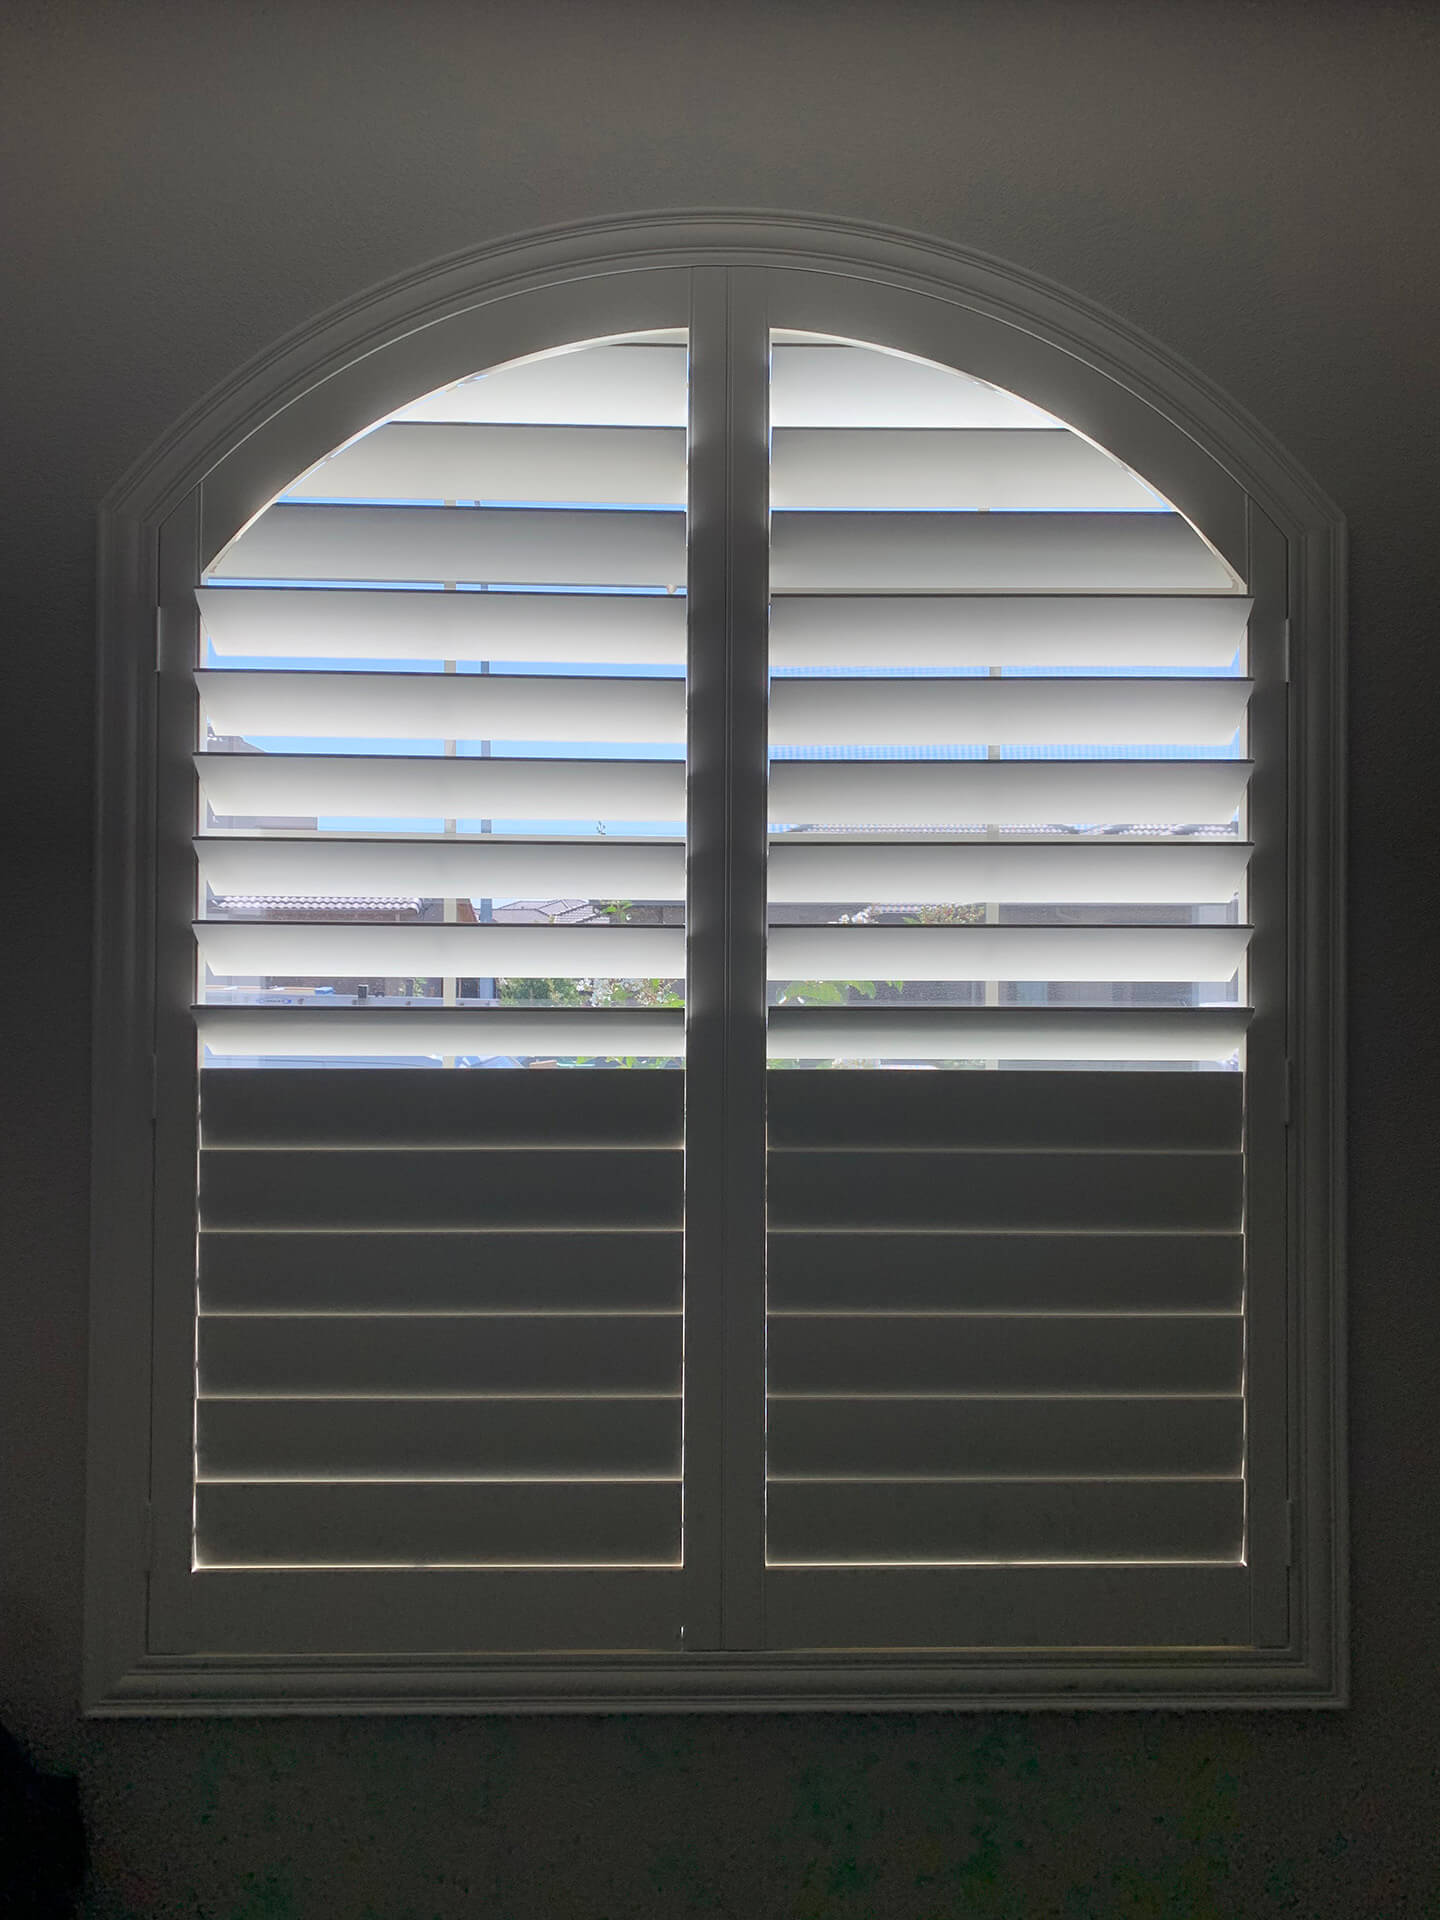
[768,674,1250,747]
[198,669,687,742]
[772,511,1237,593]
[771,344,1056,428]
[765,1005,1248,1061]
[195,1006,686,1057]
[196,1480,681,1568]
[199,1062,683,1146]
[767,1312,1242,1394]
[199,1312,681,1396]
[772,1150,1240,1234]
[767,923,1249,982]
[392,344,688,426]
[199,1229,683,1312]
[761,1562,1251,1658]
[211,504,686,588]
[767,1066,1243,1151]
[197,835,686,901]
[196,750,687,820]
[770,594,1251,669]
[768,1395,1243,1478]
[197,919,684,978]
[198,1396,682,1481]
[198,585,688,663]
[288,423,686,505]
[768,839,1249,904]
[769,1231,1244,1313]
[768,756,1249,826]
[772,428,1161,511]
[200,1146,684,1231]
[767,1479,1243,1566]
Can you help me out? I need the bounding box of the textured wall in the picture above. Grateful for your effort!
[3,1,1438,1912]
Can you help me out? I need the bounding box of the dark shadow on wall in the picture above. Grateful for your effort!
[1,1721,86,1919]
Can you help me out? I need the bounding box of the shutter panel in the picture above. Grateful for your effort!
[185,337,693,1632]
[763,337,1253,1647]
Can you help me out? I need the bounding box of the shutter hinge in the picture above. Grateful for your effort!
[150,1054,159,1123]
[155,609,165,675]
[1280,617,1291,683]
[1282,1058,1295,1128]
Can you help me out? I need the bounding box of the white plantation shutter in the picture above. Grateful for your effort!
[761,336,1258,1648]
[94,243,1337,1711]
[168,333,699,1641]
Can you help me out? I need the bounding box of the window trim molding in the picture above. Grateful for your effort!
[88,212,1346,1715]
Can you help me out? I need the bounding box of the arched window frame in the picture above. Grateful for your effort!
[87,214,1345,1712]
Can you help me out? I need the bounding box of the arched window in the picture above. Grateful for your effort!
[87,220,1344,1710]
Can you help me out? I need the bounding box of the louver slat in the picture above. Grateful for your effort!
[200,1065,684,1147]
[768,758,1249,826]
[212,504,685,587]
[195,1482,681,1568]
[769,595,1251,670]
[766,1480,1243,1567]
[197,1397,682,1482]
[200,1148,683,1231]
[394,344,687,426]
[200,1314,681,1397]
[771,511,1238,592]
[766,1007,1247,1062]
[768,1233,1243,1313]
[771,429,1161,512]
[768,676,1250,747]
[768,840,1249,906]
[200,1231,682,1314]
[286,424,686,505]
[767,924,1249,983]
[196,1007,687,1058]
[197,836,686,903]
[767,1397,1243,1479]
[197,921,684,980]
[766,1313,1242,1394]
[770,344,1057,429]
[198,586,687,663]
[767,1067,1242,1151]
[197,670,686,742]
[196,752,687,820]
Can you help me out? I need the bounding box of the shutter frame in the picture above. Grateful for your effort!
[88,221,1345,1713]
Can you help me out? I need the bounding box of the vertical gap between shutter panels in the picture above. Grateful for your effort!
[680,267,771,1649]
